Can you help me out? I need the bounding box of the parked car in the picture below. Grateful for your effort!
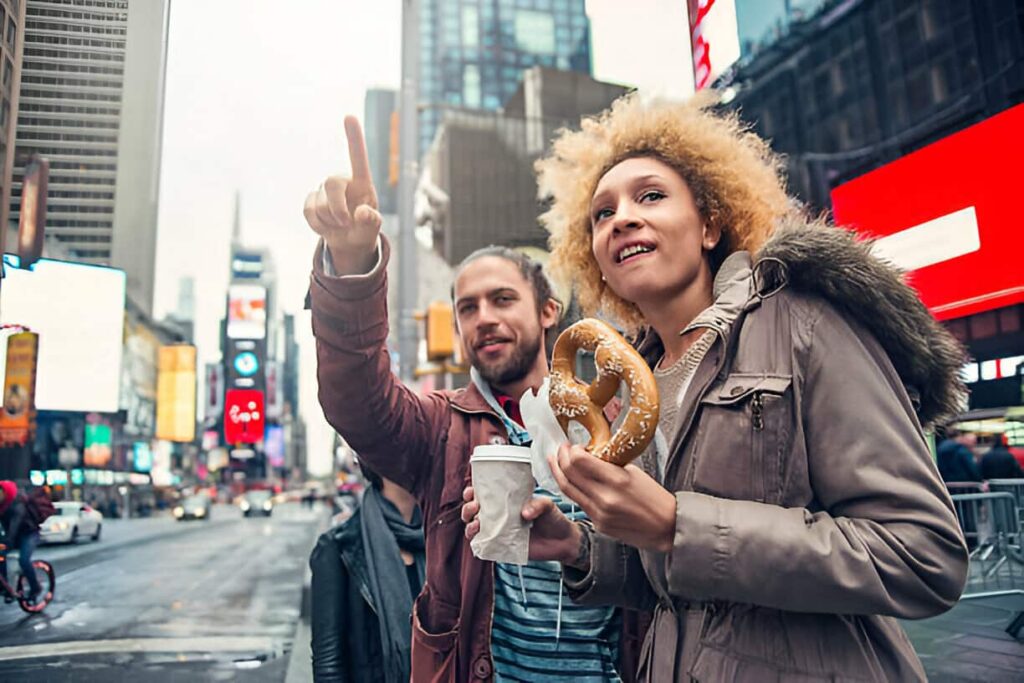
[240,489,274,517]
[173,494,212,521]
[40,502,103,544]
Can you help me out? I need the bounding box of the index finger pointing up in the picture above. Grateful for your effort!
[344,116,372,181]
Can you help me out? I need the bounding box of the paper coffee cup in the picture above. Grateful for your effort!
[469,444,534,565]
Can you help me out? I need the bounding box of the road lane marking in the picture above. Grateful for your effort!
[0,636,281,662]
[868,205,980,272]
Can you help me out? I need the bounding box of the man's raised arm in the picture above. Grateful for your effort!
[304,117,447,496]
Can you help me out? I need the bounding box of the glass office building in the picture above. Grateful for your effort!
[418,0,592,156]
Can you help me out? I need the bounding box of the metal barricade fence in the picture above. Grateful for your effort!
[987,478,1024,528]
[949,492,1024,597]
[945,481,986,496]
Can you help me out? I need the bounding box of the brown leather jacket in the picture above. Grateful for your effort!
[565,222,970,681]
[309,237,644,682]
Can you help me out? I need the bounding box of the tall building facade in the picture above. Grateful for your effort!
[9,0,169,314]
[418,0,592,155]
[722,0,1024,418]
[0,0,24,247]
[364,88,398,215]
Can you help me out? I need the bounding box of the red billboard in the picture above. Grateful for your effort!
[831,105,1024,321]
[224,389,265,445]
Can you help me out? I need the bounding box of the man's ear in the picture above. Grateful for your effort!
[702,221,722,251]
[540,298,561,332]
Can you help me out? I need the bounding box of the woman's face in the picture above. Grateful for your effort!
[589,156,718,309]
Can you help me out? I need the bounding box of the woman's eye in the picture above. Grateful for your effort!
[593,208,613,222]
[640,190,665,203]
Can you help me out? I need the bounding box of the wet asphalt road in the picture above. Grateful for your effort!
[0,502,325,681]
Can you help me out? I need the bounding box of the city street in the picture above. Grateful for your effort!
[0,502,325,681]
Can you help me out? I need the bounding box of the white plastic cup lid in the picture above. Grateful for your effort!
[470,444,532,463]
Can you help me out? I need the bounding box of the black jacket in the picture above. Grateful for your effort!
[309,508,386,683]
[936,439,982,482]
[980,445,1024,480]
[0,495,32,547]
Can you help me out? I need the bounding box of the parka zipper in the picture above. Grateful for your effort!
[751,392,764,431]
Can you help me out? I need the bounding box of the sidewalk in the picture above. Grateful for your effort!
[903,592,1024,682]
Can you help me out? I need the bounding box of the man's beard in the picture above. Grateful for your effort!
[471,333,542,387]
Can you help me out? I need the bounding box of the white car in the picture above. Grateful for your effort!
[39,502,104,544]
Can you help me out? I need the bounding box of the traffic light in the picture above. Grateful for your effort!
[425,301,454,361]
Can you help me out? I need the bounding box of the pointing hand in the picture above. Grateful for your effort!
[303,116,382,275]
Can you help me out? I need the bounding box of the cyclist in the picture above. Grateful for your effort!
[0,481,42,605]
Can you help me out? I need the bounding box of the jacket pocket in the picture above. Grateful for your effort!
[688,643,869,682]
[424,503,466,609]
[692,374,792,503]
[411,587,460,681]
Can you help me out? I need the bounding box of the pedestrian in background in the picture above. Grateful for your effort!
[0,481,43,604]
[980,433,1024,480]
[937,428,983,483]
[309,465,424,683]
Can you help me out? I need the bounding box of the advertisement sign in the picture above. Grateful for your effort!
[151,440,173,487]
[265,424,285,468]
[831,105,1024,320]
[265,360,282,419]
[231,251,264,280]
[688,0,740,90]
[120,318,159,437]
[226,339,265,390]
[17,155,49,269]
[156,345,197,443]
[227,284,267,339]
[224,389,265,444]
[0,256,126,412]
[84,423,112,467]
[132,441,153,473]
[203,363,224,418]
[0,332,39,446]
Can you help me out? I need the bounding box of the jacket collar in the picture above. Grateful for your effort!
[636,252,754,364]
[449,379,497,415]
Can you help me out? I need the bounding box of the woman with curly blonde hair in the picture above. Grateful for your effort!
[490,93,969,681]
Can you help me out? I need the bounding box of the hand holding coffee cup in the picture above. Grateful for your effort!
[468,444,535,565]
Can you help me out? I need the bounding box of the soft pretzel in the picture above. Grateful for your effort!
[549,319,659,466]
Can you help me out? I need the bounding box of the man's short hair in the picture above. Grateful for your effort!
[451,246,561,315]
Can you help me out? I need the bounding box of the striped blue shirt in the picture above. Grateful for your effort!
[491,489,622,682]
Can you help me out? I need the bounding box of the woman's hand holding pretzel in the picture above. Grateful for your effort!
[549,442,677,553]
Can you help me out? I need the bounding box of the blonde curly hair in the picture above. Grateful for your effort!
[536,91,791,331]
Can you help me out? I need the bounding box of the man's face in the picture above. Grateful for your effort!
[453,256,554,387]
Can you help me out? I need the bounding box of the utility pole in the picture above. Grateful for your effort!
[397,0,420,382]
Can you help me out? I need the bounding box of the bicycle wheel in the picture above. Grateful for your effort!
[17,560,55,613]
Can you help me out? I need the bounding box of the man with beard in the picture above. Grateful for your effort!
[304,118,629,682]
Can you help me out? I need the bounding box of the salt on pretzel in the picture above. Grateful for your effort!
[549,319,659,466]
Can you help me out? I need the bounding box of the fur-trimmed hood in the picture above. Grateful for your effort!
[755,217,967,428]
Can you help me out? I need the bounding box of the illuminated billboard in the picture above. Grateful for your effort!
[224,389,264,444]
[84,423,112,468]
[0,256,126,412]
[832,105,1024,320]
[0,332,39,446]
[227,284,267,339]
[156,345,196,443]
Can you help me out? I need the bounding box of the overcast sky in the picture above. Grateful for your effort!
[153,0,693,477]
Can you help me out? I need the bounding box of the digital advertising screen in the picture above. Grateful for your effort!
[0,255,126,412]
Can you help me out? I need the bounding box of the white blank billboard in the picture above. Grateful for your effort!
[1,255,126,412]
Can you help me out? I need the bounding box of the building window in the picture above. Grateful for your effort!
[514,10,555,55]
[463,64,481,107]
[2,58,10,88]
[462,5,479,48]
[6,17,14,50]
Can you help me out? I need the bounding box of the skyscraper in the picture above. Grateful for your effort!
[363,88,398,215]
[418,0,592,155]
[9,0,169,315]
[0,0,24,249]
